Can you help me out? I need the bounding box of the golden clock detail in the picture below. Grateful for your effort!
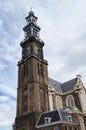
[34,45,39,55]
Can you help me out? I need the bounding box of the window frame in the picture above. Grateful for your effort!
[46,127,50,130]
[44,117,52,124]
[66,95,75,107]
[56,96,62,109]
[54,126,59,130]
[65,126,68,130]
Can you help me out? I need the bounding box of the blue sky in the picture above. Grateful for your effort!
[0,0,86,130]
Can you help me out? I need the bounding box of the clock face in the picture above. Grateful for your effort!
[23,46,31,58]
[34,45,39,55]
[27,46,31,54]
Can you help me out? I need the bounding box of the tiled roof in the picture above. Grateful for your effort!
[59,109,78,123]
[49,78,77,93]
[49,78,62,93]
[60,78,77,93]
[36,110,60,126]
[36,109,78,127]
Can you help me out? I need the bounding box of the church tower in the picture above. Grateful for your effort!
[15,10,49,130]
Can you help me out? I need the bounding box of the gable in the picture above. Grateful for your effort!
[60,78,77,93]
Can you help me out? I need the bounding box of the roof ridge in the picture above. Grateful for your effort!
[60,78,77,93]
[61,78,77,85]
[40,109,58,115]
[58,109,62,120]
[49,77,61,84]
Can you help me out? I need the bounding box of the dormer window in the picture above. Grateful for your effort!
[45,117,52,124]
[65,116,72,122]
[68,116,72,122]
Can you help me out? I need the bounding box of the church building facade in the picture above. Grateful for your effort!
[14,10,86,130]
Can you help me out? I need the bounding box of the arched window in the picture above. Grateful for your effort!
[66,95,75,107]
[56,96,62,109]
[79,118,85,130]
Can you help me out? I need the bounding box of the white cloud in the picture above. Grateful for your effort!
[0,95,9,103]
[1,1,15,13]
[0,84,17,99]
[0,63,6,70]
[0,19,3,30]
[0,99,16,127]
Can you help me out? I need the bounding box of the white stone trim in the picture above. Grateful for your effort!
[58,109,62,120]
[56,96,62,109]
[36,120,78,128]
[49,92,54,111]
[79,117,85,130]
[78,89,86,113]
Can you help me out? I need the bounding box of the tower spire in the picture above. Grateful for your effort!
[23,9,40,40]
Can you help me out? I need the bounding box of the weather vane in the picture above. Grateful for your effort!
[30,7,33,11]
